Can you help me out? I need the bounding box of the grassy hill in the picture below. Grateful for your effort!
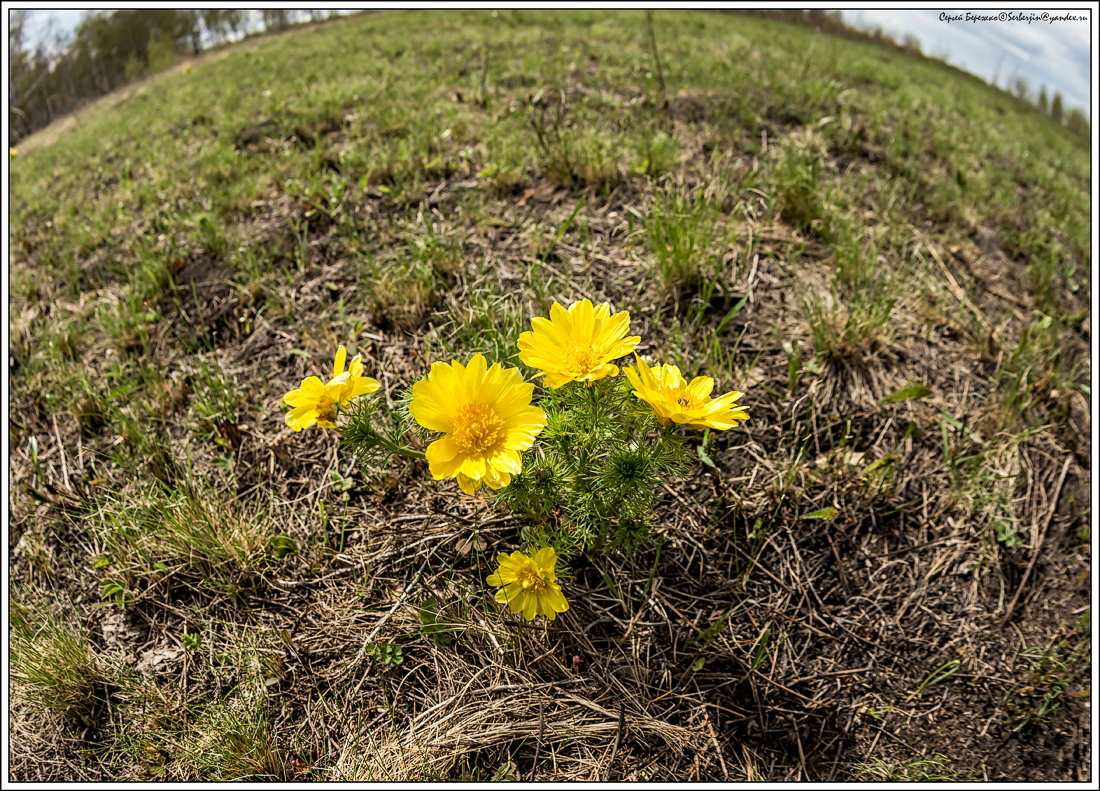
[9,10,1090,781]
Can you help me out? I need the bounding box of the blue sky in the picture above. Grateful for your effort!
[848,9,1091,115]
[17,8,1093,115]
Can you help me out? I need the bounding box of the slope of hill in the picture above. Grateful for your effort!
[9,10,1090,781]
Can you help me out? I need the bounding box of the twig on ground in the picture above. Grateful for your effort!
[706,714,729,779]
[51,414,70,492]
[1001,455,1073,625]
[924,240,993,336]
[602,700,626,782]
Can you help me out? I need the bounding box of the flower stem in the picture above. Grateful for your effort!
[377,433,426,459]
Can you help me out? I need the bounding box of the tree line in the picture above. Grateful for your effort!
[8,10,341,144]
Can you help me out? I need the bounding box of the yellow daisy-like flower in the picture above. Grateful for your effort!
[328,345,380,406]
[283,372,351,431]
[517,299,640,388]
[183,63,192,75]
[282,346,380,431]
[487,547,569,621]
[624,354,750,430]
[409,354,546,495]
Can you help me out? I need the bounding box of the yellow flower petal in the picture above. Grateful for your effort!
[626,355,750,431]
[333,346,347,380]
[518,300,640,388]
[457,473,482,495]
[485,547,569,622]
[409,354,544,494]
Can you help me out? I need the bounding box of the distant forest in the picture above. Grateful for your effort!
[8,9,1088,146]
[8,10,343,144]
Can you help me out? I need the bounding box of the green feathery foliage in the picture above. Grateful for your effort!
[495,376,690,562]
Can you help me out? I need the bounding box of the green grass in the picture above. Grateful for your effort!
[8,9,1090,782]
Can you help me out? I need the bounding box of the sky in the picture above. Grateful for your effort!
[847,9,1091,115]
[15,7,1093,115]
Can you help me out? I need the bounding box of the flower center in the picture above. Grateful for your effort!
[560,338,601,379]
[451,403,504,455]
[675,392,696,408]
[317,392,339,423]
[517,564,547,594]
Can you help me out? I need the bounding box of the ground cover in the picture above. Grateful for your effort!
[8,9,1091,781]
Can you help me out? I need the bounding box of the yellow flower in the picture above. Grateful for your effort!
[9,148,17,157]
[409,354,546,495]
[283,372,350,431]
[282,346,379,431]
[328,345,380,406]
[182,63,192,75]
[487,547,569,621]
[518,299,640,388]
[624,354,749,430]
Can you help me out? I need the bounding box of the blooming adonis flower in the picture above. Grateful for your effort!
[409,354,546,494]
[518,299,641,388]
[283,373,350,431]
[328,345,380,406]
[487,547,569,621]
[283,346,379,432]
[624,354,750,430]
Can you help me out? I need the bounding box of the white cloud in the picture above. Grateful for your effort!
[845,9,1090,113]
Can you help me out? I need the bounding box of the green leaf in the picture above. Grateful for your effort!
[696,443,717,469]
[878,383,932,405]
[715,292,750,335]
[858,454,897,478]
[271,534,299,559]
[693,616,726,646]
[802,507,838,520]
[419,599,456,645]
[152,561,168,571]
[750,627,772,671]
[690,656,706,672]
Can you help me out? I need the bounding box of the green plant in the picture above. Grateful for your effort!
[190,356,243,446]
[360,256,438,332]
[494,375,691,561]
[182,690,295,780]
[89,476,275,586]
[645,178,730,304]
[851,753,971,782]
[904,659,960,703]
[99,577,129,607]
[781,338,802,394]
[271,534,299,559]
[181,632,203,652]
[995,314,1083,430]
[10,596,112,725]
[774,133,825,231]
[366,642,404,666]
[796,253,900,360]
[419,598,460,646]
[632,128,678,177]
[1005,613,1090,732]
[529,99,623,193]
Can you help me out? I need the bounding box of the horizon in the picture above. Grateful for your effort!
[13,8,1092,117]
